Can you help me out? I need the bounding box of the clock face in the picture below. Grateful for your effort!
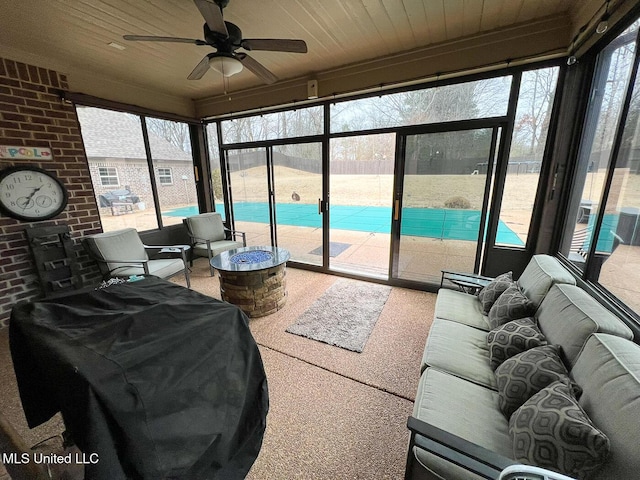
[0,166,68,221]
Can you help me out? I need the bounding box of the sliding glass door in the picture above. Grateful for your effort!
[329,134,395,277]
[226,148,271,246]
[272,143,324,265]
[392,127,498,283]
[225,143,325,265]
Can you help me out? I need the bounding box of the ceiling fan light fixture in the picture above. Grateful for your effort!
[209,55,243,77]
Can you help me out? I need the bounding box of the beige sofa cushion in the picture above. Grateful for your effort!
[517,254,576,308]
[536,284,633,367]
[412,367,513,480]
[434,289,490,331]
[421,319,496,389]
[571,334,640,480]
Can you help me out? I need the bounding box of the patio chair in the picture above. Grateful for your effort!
[82,228,190,287]
[568,227,623,278]
[183,212,246,276]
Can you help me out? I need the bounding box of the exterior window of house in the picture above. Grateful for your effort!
[560,20,640,316]
[98,167,119,186]
[158,168,173,185]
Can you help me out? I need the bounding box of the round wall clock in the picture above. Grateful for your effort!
[0,166,68,221]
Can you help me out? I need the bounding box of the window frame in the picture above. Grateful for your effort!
[557,16,640,330]
[157,167,173,186]
[98,166,119,187]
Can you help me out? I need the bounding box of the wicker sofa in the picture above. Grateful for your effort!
[406,255,640,480]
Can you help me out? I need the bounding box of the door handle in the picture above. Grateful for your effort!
[394,199,400,221]
[318,199,323,214]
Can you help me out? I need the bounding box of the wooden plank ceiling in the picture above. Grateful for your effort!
[0,0,591,102]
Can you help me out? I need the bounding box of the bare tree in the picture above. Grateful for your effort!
[146,118,191,153]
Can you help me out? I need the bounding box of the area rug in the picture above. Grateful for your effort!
[285,278,391,352]
[309,242,351,257]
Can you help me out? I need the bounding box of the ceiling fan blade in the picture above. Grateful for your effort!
[123,35,206,45]
[187,55,212,80]
[241,39,308,53]
[236,53,278,84]
[193,0,228,38]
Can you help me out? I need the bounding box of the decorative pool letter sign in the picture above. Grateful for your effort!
[0,145,53,160]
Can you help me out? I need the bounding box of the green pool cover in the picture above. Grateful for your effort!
[165,203,524,245]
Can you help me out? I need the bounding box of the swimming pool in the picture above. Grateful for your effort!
[164,203,523,245]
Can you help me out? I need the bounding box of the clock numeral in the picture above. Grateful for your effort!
[6,184,15,190]
[24,175,32,181]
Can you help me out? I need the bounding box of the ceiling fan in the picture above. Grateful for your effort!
[122,0,307,84]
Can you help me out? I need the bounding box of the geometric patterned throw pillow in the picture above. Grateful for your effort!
[477,271,513,314]
[487,317,547,370]
[495,344,571,419]
[487,284,535,330]
[510,380,610,479]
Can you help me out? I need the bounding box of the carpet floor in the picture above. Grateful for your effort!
[0,258,436,479]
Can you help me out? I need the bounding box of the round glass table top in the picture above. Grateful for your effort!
[210,246,290,272]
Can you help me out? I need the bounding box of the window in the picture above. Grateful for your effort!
[146,117,196,226]
[330,76,512,133]
[157,168,173,185]
[98,167,119,186]
[78,107,196,232]
[206,123,225,219]
[560,20,640,315]
[221,105,323,144]
[497,67,560,246]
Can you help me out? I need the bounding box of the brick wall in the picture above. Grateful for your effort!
[0,57,102,327]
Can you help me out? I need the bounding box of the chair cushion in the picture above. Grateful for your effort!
[487,318,547,370]
[111,258,185,280]
[495,344,571,419]
[488,284,535,330]
[185,213,226,241]
[84,228,148,275]
[477,272,513,314]
[509,380,610,479]
[193,240,245,258]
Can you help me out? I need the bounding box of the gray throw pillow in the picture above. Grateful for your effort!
[495,344,571,419]
[487,284,535,330]
[510,380,610,480]
[487,317,547,370]
[477,271,513,314]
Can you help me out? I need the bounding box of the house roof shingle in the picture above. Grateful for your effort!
[77,107,192,162]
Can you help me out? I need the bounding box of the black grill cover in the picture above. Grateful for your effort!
[10,277,268,480]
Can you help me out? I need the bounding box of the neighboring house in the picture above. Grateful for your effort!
[77,108,195,215]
